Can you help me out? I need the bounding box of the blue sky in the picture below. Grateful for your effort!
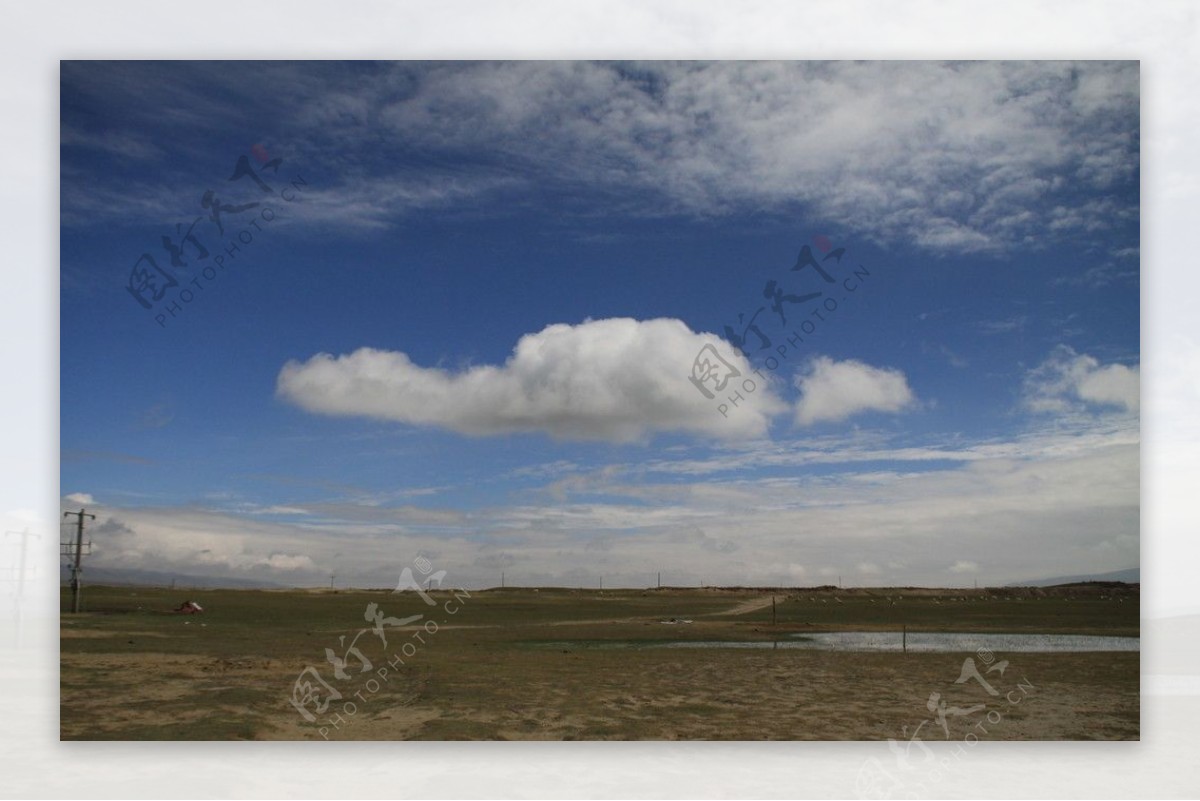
[60,61,1139,588]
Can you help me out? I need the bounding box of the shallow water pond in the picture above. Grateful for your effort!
[530,631,1139,653]
[659,631,1139,653]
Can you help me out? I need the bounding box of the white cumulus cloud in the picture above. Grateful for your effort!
[1024,345,1139,414]
[794,357,916,426]
[277,318,784,442]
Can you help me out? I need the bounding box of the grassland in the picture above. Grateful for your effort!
[60,583,1139,740]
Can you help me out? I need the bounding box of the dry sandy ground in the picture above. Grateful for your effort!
[61,639,1138,741]
[60,587,1139,740]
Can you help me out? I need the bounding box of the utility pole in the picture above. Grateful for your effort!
[657,571,661,589]
[63,508,95,614]
[6,527,40,646]
[501,572,505,588]
[5,528,38,606]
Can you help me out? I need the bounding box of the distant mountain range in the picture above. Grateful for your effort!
[59,565,287,590]
[63,564,1141,591]
[1007,567,1139,587]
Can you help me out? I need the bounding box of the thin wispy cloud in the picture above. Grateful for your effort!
[978,315,1029,335]
[61,61,1138,258]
